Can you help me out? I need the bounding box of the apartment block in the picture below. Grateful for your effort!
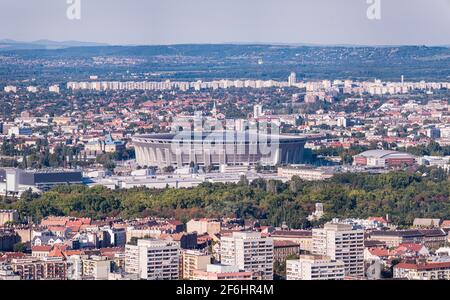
[125,239,180,280]
[192,264,253,280]
[312,223,364,277]
[11,257,68,280]
[220,232,273,280]
[181,250,211,280]
[286,255,345,280]
[394,262,450,280]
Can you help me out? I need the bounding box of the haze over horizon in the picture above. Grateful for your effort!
[1,0,450,46]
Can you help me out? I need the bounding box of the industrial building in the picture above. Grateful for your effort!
[353,150,416,168]
[0,168,83,196]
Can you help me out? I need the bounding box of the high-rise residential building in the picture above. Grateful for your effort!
[125,239,180,280]
[181,250,211,279]
[10,257,68,280]
[253,104,263,119]
[220,232,273,280]
[49,85,60,93]
[26,86,38,93]
[82,256,111,280]
[286,255,345,280]
[4,86,17,93]
[312,223,364,278]
[68,255,111,280]
[288,72,297,86]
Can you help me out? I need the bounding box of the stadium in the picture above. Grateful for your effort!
[132,131,308,167]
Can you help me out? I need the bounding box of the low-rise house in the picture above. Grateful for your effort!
[270,230,312,252]
[32,231,65,247]
[369,229,447,248]
[413,218,441,228]
[31,245,52,258]
[394,262,450,280]
[273,240,301,263]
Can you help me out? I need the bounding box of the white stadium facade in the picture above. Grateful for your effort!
[132,131,308,167]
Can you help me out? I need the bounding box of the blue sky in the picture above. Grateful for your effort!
[1,0,449,45]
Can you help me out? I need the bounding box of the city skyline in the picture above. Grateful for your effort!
[1,0,450,286]
[1,0,450,46]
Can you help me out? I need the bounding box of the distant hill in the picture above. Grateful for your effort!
[0,39,108,51]
[0,43,448,82]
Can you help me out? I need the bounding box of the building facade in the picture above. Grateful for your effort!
[192,264,253,280]
[11,257,68,280]
[312,223,364,277]
[125,239,180,280]
[220,232,273,280]
[133,132,307,167]
[394,262,450,280]
[181,250,211,280]
[286,255,345,280]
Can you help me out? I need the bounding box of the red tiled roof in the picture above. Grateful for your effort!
[64,250,85,256]
[368,247,391,257]
[1,252,27,260]
[368,217,388,223]
[441,220,450,228]
[48,226,68,232]
[48,244,71,258]
[31,245,52,252]
[395,243,426,254]
[99,247,125,255]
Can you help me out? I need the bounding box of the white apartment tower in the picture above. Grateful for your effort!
[125,239,180,280]
[220,232,273,280]
[4,85,17,93]
[288,72,297,86]
[312,223,364,278]
[49,85,60,93]
[253,104,263,119]
[286,255,345,280]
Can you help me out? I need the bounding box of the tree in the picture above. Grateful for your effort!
[163,165,175,173]
[13,242,27,253]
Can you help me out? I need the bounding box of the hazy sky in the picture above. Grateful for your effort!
[1,0,450,45]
